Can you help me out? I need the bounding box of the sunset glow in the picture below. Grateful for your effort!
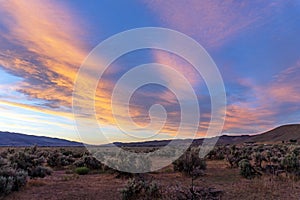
[0,1,299,144]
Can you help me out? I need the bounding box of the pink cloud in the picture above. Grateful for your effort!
[144,0,287,48]
[222,60,300,134]
[267,61,300,103]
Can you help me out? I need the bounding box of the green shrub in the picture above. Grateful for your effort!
[29,166,52,178]
[9,152,35,170]
[281,153,299,173]
[0,157,7,167]
[75,167,90,175]
[0,176,13,195]
[121,177,161,200]
[163,185,223,200]
[105,151,152,177]
[47,151,74,168]
[74,156,103,170]
[8,150,52,179]
[238,159,256,179]
[0,168,27,196]
[173,149,206,178]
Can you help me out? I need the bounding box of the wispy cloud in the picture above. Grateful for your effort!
[223,60,300,134]
[0,1,299,142]
[0,99,77,141]
[267,61,300,104]
[0,0,87,110]
[144,0,289,49]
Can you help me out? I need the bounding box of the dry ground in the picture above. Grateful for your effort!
[4,160,300,200]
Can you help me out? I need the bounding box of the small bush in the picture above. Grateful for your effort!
[75,167,90,175]
[173,149,206,178]
[121,177,161,200]
[163,185,223,200]
[0,168,27,196]
[0,157,7,167]
[106,151,152,174]
[29,166,52,178]
[47,151,74,168]
[74,156,103,170]
[280,153,299,173]
[238,159,256,179]
[8,150,51,179]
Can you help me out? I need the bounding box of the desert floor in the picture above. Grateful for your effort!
[4,160,300,200]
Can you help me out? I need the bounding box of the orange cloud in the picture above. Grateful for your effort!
[1,0,86,66]
[0,1,146,137]
[0,1,212,140]
[1,0,297,142]
[0,0,87,108]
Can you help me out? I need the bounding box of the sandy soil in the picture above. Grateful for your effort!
[4,160,300,200]
[5,171,126,200]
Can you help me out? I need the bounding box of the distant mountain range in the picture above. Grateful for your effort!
[113,124,300,147]
[0,131,83,146]
[0,124,299,147]
[243,124,300,143]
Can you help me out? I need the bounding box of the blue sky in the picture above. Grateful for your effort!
[0,0,299,144]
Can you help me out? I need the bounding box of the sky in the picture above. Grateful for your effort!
[0,0,299,144]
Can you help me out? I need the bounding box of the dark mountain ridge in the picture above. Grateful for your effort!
[112,124,300,147]
[1,124,299,147]
[0,131,83,146]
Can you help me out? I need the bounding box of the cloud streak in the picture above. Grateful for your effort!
[0,0,87,109]
[144,0,289,49]
[0,1,299,142]
[223,60,300,134]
